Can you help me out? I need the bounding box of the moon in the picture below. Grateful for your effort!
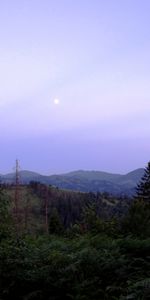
[54,98,60,105]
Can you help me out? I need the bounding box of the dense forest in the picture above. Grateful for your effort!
[0,162,150,299]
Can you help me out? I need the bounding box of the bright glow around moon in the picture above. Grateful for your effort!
[54,98,60,105]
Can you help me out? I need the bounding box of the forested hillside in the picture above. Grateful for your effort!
[2,182,131,234]
[0,162,150,300]
[0,168,144,196]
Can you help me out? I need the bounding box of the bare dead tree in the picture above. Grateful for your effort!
[14,159,20,234]
[45,186,49,234]
[24,194,30,232]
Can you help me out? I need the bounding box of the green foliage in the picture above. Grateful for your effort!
[49,208,64,235]
[122,199,150,238]
[81,204,98,232]
[1,166,150,300]
[0,186,9,219]
[0,186,12,240]
[81,204,119,237]
[136,161,150,201]
[121,162,150,239]
[0,235,150,299]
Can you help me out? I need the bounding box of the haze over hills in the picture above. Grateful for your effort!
[0,168,144,196]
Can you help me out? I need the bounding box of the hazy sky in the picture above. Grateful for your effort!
[0,0,150,174]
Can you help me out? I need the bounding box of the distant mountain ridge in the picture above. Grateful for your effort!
[0,168,144,196]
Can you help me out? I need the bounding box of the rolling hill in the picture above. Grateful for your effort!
[0,168,144,196]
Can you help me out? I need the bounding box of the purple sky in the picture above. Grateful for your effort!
[0,0,150,174]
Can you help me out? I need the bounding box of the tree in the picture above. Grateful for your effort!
[122,199,150,237]
[49,208,64,235]
[0,185,12,239]
[135,161,150,201]
[81,204,98,232]
[121,162,150,237]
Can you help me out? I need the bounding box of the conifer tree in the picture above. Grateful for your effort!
[49,208,64,235]
[135,161,150,201]
[0,185,12,239]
